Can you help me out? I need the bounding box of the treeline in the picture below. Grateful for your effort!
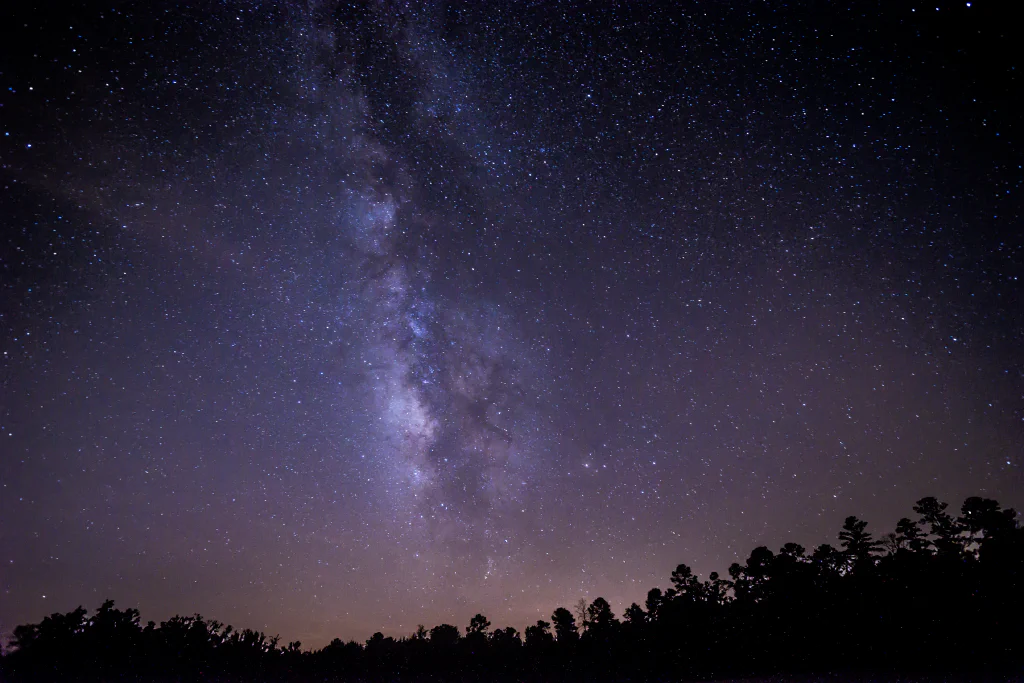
[3,495,1023,681]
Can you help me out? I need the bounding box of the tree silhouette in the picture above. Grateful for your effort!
[524,619,554,648]
[670,563,696,594]
[838,515,881,570]
[914,496,961,555]
[573,598,588,632]
[551,607,578,643]
[428,623,459,648]
[488,626,521,651]
[585,597,617,634]
[960,496,1018,552]
[466,613,490,636]
[812,542,845,575]
[731,546,775,602]
[464,613,490,654]
[2,495,1021,682]
[622,603,646,626]
[893,516,928,553]
[644,587,664,622]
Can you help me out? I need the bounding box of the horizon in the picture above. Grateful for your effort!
[1,493,1014,649]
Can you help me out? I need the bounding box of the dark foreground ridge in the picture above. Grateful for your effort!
[3,495,1022,682]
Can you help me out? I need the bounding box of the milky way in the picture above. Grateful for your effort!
[2,1,1021,646]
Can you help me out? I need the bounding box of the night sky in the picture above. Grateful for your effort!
[2,0,1021,647]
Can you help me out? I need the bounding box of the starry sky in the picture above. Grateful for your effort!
[1,0,1021,647]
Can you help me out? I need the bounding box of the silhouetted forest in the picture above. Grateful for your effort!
[3,496,1022,681]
